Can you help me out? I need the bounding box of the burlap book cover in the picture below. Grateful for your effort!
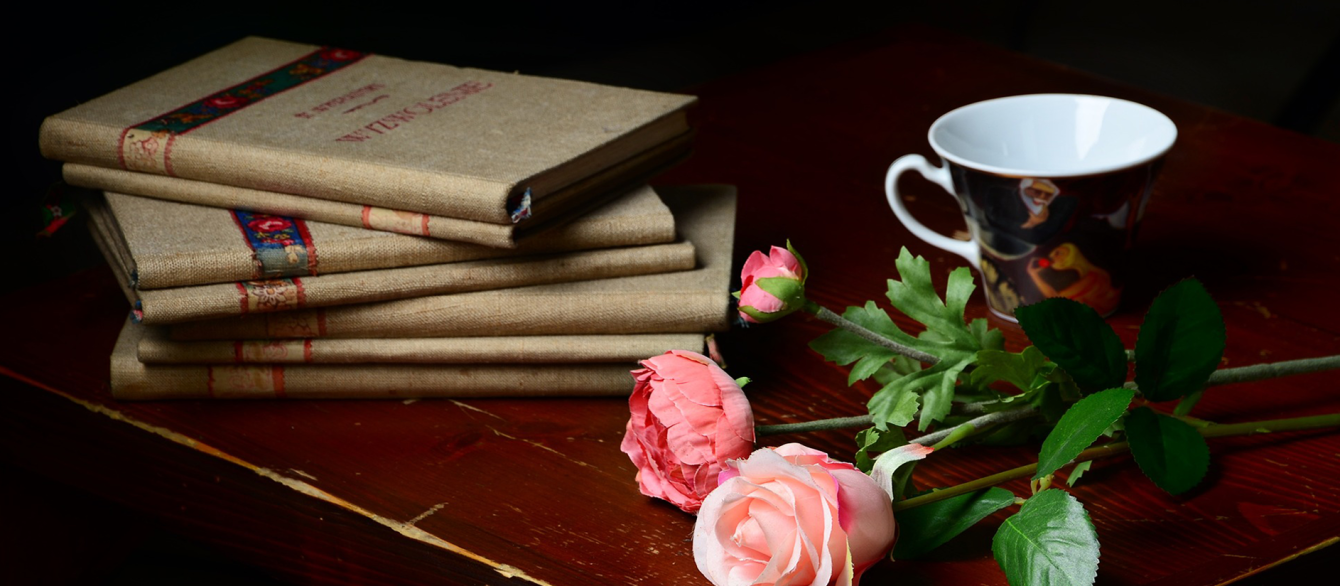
[171,185,737,340]
[87,185,675,290]
[41,37,695,225]
[88,205,696,325]
[62,129,691,249]
[137,325,705,364]
[112,319,638,400]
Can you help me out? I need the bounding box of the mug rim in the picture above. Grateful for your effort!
[927,93,1177,178]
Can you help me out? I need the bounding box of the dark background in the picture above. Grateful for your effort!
[5,0,1338,583]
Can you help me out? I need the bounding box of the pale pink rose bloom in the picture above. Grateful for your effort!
[694,443,897,586]
[621,350,756,513]
[738,246,804,323]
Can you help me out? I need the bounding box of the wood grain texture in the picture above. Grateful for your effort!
[3,24,1338,586]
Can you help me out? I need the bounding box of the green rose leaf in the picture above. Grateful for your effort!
[1034,387,1135,479]
[1134,278,1226,402]
[1016,298,1127,392]
[992,489,1100,586]
[892,487,1015,560]
[1124,406,1211,494]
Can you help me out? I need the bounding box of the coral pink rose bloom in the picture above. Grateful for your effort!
[621,350,755,513]
[737,245,805,323]
[694,443,896,586]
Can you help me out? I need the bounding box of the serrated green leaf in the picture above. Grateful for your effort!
[992,489,1100,586]
[885,250,978,349]
[1066,461,1093,487]
[919,359,974,431]
[1016,298,1128,392]
[817,248,1007,430]
[971,317,1006,351]
[893,487,1016,560]
[867,380,921,430]
[1134,279,1226,402]
[1034,387,1134,479]
[809,302,905,384]
[971,346,1049,390]
[873,357,923,385]
[850,353,895,385]
[1124,407,1211,494]
[854,426,907,473]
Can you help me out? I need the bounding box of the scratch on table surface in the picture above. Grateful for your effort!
[452,399,505,420]
[408,502,447,527]
[487,427,593,468]
[6,368,557,586]
[289,469,318,481]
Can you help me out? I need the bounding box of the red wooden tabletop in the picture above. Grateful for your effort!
[3,24,1338,586]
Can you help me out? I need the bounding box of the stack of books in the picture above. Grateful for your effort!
[39,37,737,400]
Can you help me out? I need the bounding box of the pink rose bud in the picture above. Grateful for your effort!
[621,350,756,513]
[694,443,897,586]
[735,242,808,323]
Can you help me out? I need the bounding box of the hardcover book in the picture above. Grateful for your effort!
[170,185,738,340]
[90,210,696,324]
[136,327,705,365]
[62,127,689,248]
[86,185,676,290]
[111,319,639,400]
[40,37,695,230]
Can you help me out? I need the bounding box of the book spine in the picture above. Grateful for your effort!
[169,290,731,340]
[136,334,706,364]
[134,242,697,324]
[111,363,635,400]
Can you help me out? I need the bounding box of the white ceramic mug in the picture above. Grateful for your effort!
[885,94,1177,319]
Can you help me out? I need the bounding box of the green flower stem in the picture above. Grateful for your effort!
[804,301,940,365]
[755,415,873,437]
[961,355,1340,416]
[912,407,1038,448]
[755,404,1038,444]
[891,412,1340,513]
[1205,355,1340,386]
[929,422,978,451]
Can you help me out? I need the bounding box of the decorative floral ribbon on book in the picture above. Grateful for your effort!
[236,278,307,315]
[231,210,319,277]
[118,47,368,175]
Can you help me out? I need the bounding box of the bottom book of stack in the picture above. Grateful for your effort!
[111,320,706,399]
[108,185,739,400]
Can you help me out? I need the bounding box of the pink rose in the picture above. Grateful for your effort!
[694,443,896,586]
[736,243,807,323]
[621,350,755,513]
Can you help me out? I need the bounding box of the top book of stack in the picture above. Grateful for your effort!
[39,37,696,245]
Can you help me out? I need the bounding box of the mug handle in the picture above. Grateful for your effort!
[884,154,980,267]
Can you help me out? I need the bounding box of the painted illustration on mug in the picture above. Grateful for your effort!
[953,163,1156,318]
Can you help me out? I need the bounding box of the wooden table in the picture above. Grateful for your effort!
[4,24,1338,586]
